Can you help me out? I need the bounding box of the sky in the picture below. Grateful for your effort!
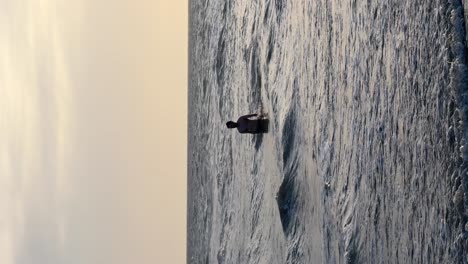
[0,0,187,263]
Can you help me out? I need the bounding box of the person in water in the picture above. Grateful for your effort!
[226,113,269,134]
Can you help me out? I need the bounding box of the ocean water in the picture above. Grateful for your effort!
[188,0,468,263]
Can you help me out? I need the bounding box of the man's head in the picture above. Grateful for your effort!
[226,121,237,129]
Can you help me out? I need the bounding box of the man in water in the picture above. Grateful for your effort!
[226,113,269,134]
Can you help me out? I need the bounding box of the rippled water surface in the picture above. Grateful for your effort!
[189,1,468,263]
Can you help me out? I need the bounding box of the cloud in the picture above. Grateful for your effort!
[1,1,187,263]
[0,1,72,263]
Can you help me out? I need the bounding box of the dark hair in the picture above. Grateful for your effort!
[226,121,237,128]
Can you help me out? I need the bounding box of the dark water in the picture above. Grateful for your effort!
[188,0,468,263]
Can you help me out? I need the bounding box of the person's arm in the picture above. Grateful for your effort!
[241,113,257,119]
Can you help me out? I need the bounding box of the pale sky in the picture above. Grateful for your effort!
[0,1,187,263]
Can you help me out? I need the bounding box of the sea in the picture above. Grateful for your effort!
[188,0,468,263]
